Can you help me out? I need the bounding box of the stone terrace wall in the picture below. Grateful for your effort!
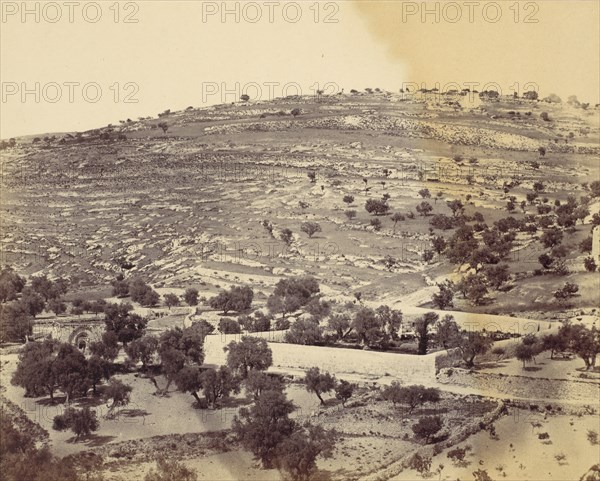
[437,368,600,403]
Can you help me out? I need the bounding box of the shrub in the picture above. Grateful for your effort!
[219,317,242,334]
[412,416,443,443]
[404,452,432,476]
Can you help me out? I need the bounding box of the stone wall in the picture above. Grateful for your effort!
[437,368,600,403]
[204,334,438,382]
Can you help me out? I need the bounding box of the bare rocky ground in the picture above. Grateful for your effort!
[1,92,599,480]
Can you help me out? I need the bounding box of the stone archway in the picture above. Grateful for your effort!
[68,326,93,353]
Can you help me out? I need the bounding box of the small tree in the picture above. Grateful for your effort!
[184,287,199,306]
[584,257,597,272]
[335,380,355,406]
[432,282,454,310]
[275,424,336,481]
[209,285,253,314]
[157,122,169,134]
[345,210,357,220]
[225,336,273,378]
[365,199,390,216]
[416,201,433,217]
[343,195,354,205]
[233,389,296,468]
[163,293,180,310]
[243,370,284,400]
[412,416,443,443]
[53,407,99,441]
[300,222,321,238]
[219,317,242,334]
[391,212,405,232]
[144,458,198,481]
[415,312,439,354]
[200,366,240,408]
[104,379,132,418]
[418,188,431,199]
[405,452,432,477]
[280,228,294,245]
[304,367,335,405]
[515,343,536,367]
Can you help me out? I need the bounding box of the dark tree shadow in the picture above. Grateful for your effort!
[523,366,543,372]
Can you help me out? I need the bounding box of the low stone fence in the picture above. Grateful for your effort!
[437,368,600,403]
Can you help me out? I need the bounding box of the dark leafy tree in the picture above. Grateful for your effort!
[300,222,321,238]
[53,407,98,441]
[233,389,297,468]
[200,366,240,408]
[104,379,132,418]
[184,287,199,306]
[53,344,89,404]
[0,301,33,343]
[225,336,272,378]
[365,199,390,216]
[11,339,59,399]
[243,370,284,400]
[209,286,253,314]
[275,424,336,481]
[19,287,45,318]
[343,195,354,205]
[335,380,355,406]
[218,317,242,334]
[163,293,179,310]
[304,367,335,405]
[0,266,25,302]
[416,201,433,217]
[540,228,563,248]
[284,318,324,345]
[90,330,120,362]
[125,335,158,370]
[432,281,454,310]
[415,312,439,354]
[267,276,320,318]
[412,416,443,443]
[280,228,294,245]
[111,275,129,298]
[104,302,147,346]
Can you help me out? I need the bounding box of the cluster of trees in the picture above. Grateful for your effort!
[1,411,88,481]
[112,276,160,307]
[209,285,253,314]
[537,323,600,370]
[233,367,337,480]
[382,382,441,412]
[283,296,403,350]
[11,339,129,407]
[0,269,69,343]
[111,275,200,308]
[304,367,355,406]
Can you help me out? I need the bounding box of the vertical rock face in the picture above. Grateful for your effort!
[593,225,600,263]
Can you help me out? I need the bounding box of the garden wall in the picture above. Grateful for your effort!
[203,333,438,382]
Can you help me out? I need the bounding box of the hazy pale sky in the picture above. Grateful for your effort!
[1,1,598,138]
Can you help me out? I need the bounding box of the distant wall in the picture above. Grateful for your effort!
[204,333,438,382]
[438,368,600,403]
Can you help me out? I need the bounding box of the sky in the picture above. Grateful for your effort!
[1,0,598,138]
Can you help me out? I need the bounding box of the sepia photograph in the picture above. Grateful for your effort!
[0,1,599,480]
